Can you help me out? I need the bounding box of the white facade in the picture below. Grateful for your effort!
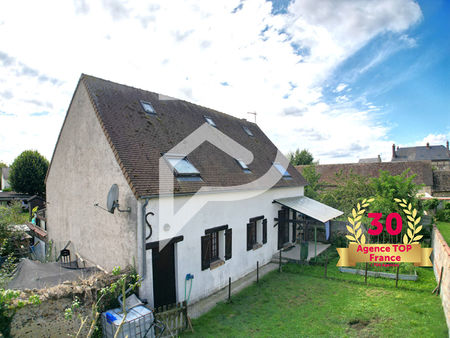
[139,185,303,306]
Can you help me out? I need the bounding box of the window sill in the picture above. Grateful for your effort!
[252,243,263,251]
[210,259,225,270]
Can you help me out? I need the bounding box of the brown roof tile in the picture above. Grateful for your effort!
[81,75,306,197]
[296,161,433,187]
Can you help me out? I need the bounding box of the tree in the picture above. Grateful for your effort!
[301,164,323,199]
[9,150,49,196]
[288,148,314,166]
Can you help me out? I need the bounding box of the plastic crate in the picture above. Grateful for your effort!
[101,305,154,338]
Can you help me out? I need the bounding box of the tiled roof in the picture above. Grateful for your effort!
[296,161,433,187]
[392,145,450,162]
[80,75,306,198]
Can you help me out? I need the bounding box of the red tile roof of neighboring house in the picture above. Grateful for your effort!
[296,161,433,187]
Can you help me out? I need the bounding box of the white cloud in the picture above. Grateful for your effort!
[414,133,450,147]
[0,0,423,165]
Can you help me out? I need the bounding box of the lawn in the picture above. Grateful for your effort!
[185,258,448,337]
[436,221,450,245]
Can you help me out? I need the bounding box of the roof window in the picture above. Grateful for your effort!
[236,159,251,173]
[243,125,253,136]
[140,100,156,115]
[204,116,216,127]
[165,154,200,177]
[273,162,291,178]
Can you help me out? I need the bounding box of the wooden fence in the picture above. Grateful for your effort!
[154,301,190,337]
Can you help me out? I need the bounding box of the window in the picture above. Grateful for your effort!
[273,162,291,178]
[140,100,156,115]
[242,125,253,136]
[165,154,200,177]
[246,216,267,251]
[201,225,232,270]
[204,116,216,127]
[236,159,251,173]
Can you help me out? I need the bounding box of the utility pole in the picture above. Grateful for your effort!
[247,111,257,123]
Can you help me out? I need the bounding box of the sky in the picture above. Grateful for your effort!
[0,0,449,165]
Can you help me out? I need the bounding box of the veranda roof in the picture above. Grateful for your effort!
[274,196,343,223]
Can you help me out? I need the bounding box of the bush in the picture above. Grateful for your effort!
[436,202,450,222]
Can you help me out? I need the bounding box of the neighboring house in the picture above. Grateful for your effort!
[46,74,341,308]
[1,167,10,190]
[0,191,32,207]
[392,142,450,169]
[296,161,434,195]
[358,155,381,163]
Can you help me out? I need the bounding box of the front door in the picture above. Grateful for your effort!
[152,242,176,308]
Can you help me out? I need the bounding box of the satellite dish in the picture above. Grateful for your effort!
[107,184,119,214]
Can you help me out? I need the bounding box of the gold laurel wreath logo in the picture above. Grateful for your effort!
[393,198,423,244]
[346,198,374,244]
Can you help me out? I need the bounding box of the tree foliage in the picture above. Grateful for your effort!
[9,150,48,196]
[288,149,314,166]
[301,164,323,199]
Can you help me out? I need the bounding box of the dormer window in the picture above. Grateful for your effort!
[140,100,156,115]
[236,159,251,173]
[165,154,201,180]
[204,116,216,127]
[243,126,253,136]
[273,162,291,178]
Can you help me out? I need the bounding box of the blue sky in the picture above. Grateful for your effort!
[0,0,448,165]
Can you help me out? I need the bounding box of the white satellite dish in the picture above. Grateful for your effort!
[107,184,119,214]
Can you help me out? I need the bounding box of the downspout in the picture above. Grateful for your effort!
[141,198,150,280]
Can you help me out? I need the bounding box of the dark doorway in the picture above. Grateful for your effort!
[278,208,289,249]
[152,242,176,308]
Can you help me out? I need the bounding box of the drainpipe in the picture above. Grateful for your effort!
[140,198,150,280]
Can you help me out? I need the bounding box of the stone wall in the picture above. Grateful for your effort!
[432,226,450,329]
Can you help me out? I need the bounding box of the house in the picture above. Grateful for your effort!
[1,167,10,190]
[46,74,342,308]
[296,161,434,195]
[358,155,381,163]
[392,142,450,169]
[0,191,32,207]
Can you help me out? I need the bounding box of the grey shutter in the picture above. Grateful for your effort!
[262,219,267,244]
[247,223,253,251]
[201,235,211,270]
[225,228,232,260]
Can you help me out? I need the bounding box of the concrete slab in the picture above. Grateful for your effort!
[279,241,330,262]
[188,262,278,319]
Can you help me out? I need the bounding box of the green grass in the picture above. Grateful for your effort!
[184,260,447,337]
[436,221,450,245]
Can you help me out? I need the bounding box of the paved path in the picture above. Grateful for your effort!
[188,262,278,319]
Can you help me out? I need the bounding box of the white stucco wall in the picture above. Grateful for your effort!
[46,83,137,270]
[140,185,303,306]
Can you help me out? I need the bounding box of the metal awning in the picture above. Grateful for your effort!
[274,196,343,223]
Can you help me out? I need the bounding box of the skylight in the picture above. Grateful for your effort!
[242,126,253,136]
[236,159,251,173]
[165,155,200,177]
[273,162,291,178]
[204,116,216,127]
[140,100,155,115]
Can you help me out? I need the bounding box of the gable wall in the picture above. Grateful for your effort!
[46,84,137,270]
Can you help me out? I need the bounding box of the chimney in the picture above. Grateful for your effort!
[392,144,396,158]
[377,154,381,162]
[426,142,430,148]
[447,140,449,150]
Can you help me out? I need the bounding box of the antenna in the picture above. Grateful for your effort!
[247,111,257,123]
[94,184,131,213]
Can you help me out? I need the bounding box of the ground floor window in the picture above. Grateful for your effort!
[201,225,232,270]
[247,216,267,251]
